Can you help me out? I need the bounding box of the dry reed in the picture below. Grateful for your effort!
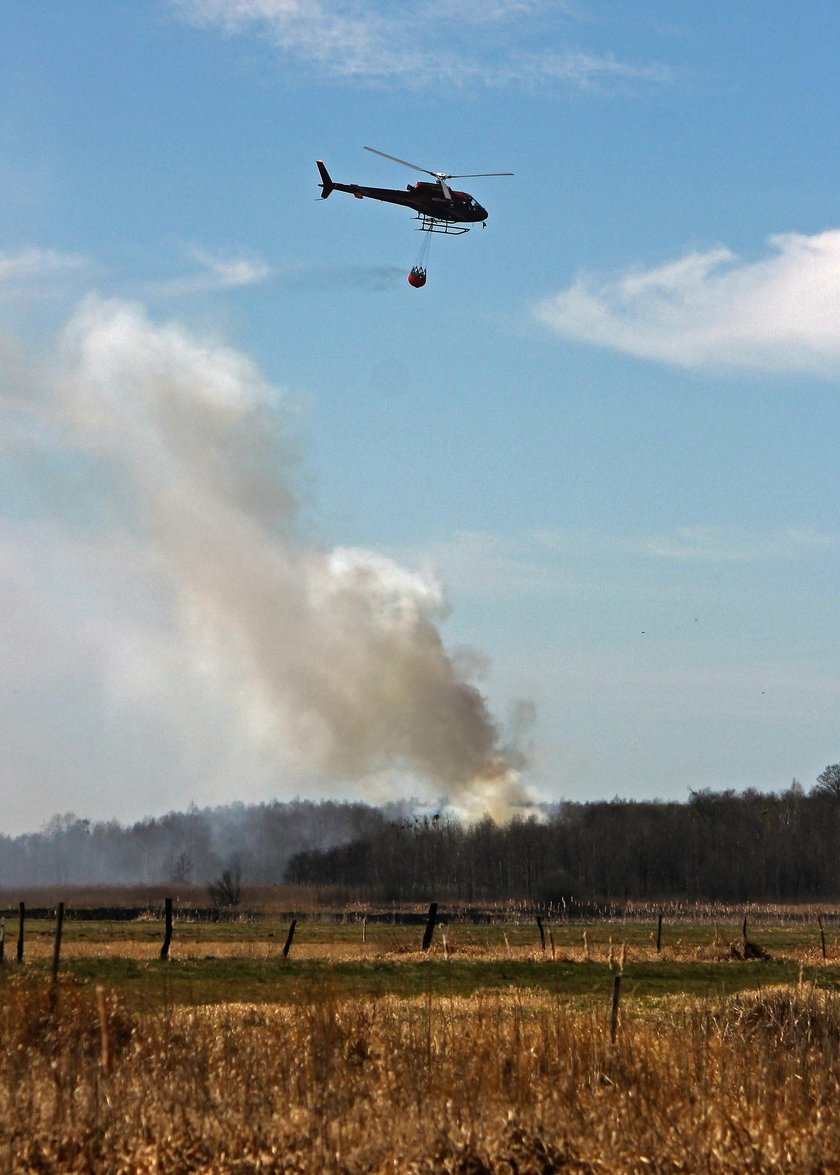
[3,977,840,1172]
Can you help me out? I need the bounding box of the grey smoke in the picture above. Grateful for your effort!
[46,296,533,821]
[287,265,406,291]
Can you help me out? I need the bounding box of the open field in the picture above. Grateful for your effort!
[4,901,840,1171]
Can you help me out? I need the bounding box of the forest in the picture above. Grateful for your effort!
[3,768,840,903]
[285,780,840,904]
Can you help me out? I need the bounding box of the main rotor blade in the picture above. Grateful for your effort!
[363,148,512,196]
[364,146,437,177]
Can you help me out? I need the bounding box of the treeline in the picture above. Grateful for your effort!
[285,783,840,904]
[0,799,392,889]
[5,779,840,902]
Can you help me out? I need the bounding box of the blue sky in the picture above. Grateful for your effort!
[3,1,840,834]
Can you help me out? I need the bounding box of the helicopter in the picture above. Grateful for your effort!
[316,146,512,235]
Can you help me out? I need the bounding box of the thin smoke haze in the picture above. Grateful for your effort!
[6,297,533,824]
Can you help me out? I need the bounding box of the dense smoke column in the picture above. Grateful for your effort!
[57,297,533,819]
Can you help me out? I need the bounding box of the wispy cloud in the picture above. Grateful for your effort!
[171,0,671,89]
[634,525,836,564]
[493,49,672,89]
[0,248,89,297]
[189,246,272,288]
[387,530,566,601]
[534,525,836,565]
[153,245,273,297]
[535,229,840,374]
[385,524,835,609]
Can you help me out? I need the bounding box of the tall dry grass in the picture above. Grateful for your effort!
[3,977,840,1173]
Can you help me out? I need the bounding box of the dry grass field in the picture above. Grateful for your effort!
[3,901,840,1172]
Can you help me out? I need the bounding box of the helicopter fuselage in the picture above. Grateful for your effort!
[317,162,487,224]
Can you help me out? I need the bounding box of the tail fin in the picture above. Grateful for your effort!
[316,160,334,199]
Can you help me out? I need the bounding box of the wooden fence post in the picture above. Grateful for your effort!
[0,917,4,964]
[422,902,438,952]
[610,973,622,1044]
[51,902,65,985]
[818,912,827,960]
[16,901,24,964]
[656,911,663,953]
[96,985,112,1076]
[282,918,297,959]
[536,915,546,953]
[160,897,173,961]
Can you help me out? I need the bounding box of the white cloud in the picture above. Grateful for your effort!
[172,0,670,89]
[536,229,840,374]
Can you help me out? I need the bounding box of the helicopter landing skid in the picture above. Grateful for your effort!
[416,215,471,234]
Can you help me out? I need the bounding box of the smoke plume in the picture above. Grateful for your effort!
[25,297,532,821]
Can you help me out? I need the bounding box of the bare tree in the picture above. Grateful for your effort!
[208,861,242,907]
[170,851,194,884]
[814,764,840,799]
